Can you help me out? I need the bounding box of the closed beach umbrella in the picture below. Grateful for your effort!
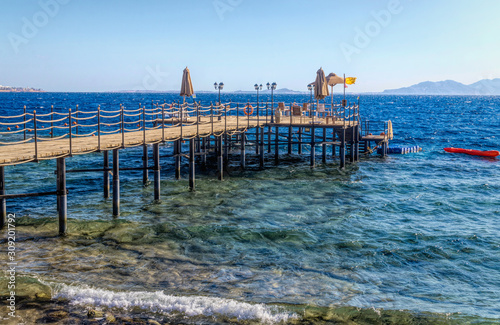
[314,68,329,100]
[180,67,194,98]
[179,67,194,120]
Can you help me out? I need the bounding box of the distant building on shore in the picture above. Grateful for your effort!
[0,85,44,92]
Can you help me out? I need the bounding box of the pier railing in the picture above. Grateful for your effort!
[0,100,360,153]
[361,120,392,141]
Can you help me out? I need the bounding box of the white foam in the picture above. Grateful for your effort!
[51,283,296,323]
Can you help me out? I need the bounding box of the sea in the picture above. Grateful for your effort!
[0,92,499,324]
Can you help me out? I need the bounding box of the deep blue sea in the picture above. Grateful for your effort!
[0,92,499,324]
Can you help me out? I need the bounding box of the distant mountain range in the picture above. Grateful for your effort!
[382,79,500,95]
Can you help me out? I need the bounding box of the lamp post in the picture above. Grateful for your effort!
[214,82,224,121]
[254,83,263,104]
[214,82,224,105]
[307,83,315,118]
[267,82,277,122]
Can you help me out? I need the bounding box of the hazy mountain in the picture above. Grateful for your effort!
[383,79,500,95]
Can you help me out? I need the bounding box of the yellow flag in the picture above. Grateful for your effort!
[345,77,357,85]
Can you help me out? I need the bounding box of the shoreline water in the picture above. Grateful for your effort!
[1,93,499,324]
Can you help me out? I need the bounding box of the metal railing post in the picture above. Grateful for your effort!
[162,104,165,142]
[97,106,101,151]
[75,104,79,135]
[142,105,146,145]
[33,111,38,161]
[121,105,125,148]
[210,103,214,135]
[196,102,199,137]
[68,109,72,156]
[51,105,54,138]
[265,102,268,125]
[23,106,26,140]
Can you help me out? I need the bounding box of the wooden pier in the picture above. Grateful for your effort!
[0,101,390,234]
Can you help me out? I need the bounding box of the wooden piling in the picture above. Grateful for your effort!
[298,127,302,154]
[56,158,67,235]
[175,140,181,180]
[259,127,265,169]
[143,144,148,185]
[255,127,259,155]
[332,130,337,158]
[0,166,6,229]
[322,128,327,164]
[350,126,355,162]
[288,126,292,155]
[224,134,229,163]
[201,136,207,170]
[354,125,360,162]
[275,126,279,165]
[103,150,110,199]
[217,136,223,181]
[267,126,272,153]
[112,149,120,216]
[310,127,315,168]
[189,139,195,191]
[241,131,246,169]
[340,129,346,169]
[153,143,161,200]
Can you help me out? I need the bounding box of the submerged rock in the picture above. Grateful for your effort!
[87,309,104,318]
[0,276,51,301]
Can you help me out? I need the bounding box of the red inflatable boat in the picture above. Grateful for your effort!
[444,147,500,157]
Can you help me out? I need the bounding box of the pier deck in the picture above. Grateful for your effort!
[0,116,360,166]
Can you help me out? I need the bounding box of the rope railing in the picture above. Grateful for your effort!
[0,101,363,157]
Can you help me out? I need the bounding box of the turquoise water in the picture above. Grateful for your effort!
[1,93,499,324]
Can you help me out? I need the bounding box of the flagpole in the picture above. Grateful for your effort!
[331,85,334,117]
[343,73,346,105]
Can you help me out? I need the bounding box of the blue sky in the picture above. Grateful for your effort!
[1,0,499,92]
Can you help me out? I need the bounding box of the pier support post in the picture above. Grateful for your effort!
[103,151,110,199]
[350,127,355,162]
[224,134,229,163]
[340,129,346,169]
[189,139,195,191]
[218,136,224,181]
[202,137,207,170]
[56,158,67,235]
[143,144,148,186]
[259,127,265,169]
[332,130,337,158]
[196,136,200,153]
[267,126,272,153]
[0,166,6,229]
[298,127,302,155]
[112,149,120,217]
[175,140,181,180]
[255,127,259,155]
[310,127,315,168]
[241,132,246,169]
[354,125,360,162]
[288,126,292,155]
[153,143,161,200]
[322,128,327,164]
[382,141,388,158]
[275,126,279,165]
